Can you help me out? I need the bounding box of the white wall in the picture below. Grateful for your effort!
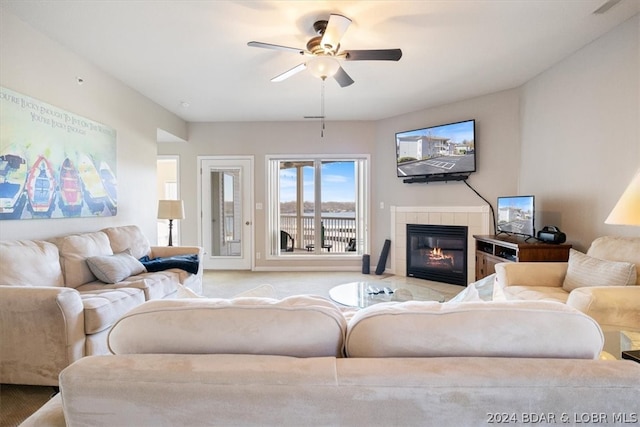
[519,14,640,251]
[158,89,521,268]
[159,120,375,269]
[0,8,187,241]
[373,89,522,257]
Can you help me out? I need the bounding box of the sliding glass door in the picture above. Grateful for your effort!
[267,155,368,257]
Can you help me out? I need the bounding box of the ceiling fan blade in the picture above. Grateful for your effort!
[343,49,403,61]
[271,63,307,82]
[334,66,355,88]
[321,14,352,53]
[248,41,305,55]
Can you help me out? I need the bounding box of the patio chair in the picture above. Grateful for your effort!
[346,238,356,252]
[280,230,294,252]
[305,222,333,252]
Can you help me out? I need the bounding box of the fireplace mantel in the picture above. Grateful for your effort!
[390,206,491,285]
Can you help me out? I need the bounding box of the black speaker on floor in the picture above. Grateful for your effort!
[362,254,370,274]
[375,239,391,275]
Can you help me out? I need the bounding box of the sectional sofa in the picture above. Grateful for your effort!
[0,225,203,386]
[21,297,640,426]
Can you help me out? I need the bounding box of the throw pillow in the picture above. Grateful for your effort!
[86,251,147,284]
[562,249,637,292]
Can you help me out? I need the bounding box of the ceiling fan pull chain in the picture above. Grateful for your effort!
[321,78,325,137]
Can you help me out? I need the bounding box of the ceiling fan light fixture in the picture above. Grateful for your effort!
[250,12,400,87]
[307,56,340,80]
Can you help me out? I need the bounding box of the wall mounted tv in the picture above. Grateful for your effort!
[497,195,535,237]
[396,119,475,183]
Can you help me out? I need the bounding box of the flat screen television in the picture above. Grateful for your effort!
[497,195,535,237]
[396,119,475,180]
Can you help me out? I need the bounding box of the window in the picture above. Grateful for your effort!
[267,155,369,257]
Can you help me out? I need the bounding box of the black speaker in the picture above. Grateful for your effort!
[375,240,391,275]
[362,254,370,274]
[537,226,566,244]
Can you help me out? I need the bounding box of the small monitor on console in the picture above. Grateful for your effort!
[496,195,535,237]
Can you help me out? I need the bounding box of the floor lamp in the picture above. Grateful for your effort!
[605,169,640,226]
[158,200,185,246]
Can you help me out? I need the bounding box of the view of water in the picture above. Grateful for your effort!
[282,212,356,218]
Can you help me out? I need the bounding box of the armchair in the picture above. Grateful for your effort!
[494,236,640,343]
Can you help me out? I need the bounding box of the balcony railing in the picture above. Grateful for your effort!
[281,215,356,253]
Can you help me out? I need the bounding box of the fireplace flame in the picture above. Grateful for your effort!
[428,247,454,264]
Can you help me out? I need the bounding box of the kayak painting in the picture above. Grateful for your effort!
[58,157,83,217]
[99,161,117,215]
[78,154,108,215]
[25,155,57,217]
[0,86,117,220]
[0,154,28,219]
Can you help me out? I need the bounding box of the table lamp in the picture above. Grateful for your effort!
[605,169,640,226]
[157,200,185,246]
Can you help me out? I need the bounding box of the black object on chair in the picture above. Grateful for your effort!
[280,230,294,252]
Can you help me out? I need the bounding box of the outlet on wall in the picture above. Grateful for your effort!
[256,252,261,259]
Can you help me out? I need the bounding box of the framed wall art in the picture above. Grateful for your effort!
[0,86,117,220]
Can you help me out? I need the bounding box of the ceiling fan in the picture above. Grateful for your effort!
[248,13,402,87]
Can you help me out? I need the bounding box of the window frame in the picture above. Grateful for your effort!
[266,154,370,259]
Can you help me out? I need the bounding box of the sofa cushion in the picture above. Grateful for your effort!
[54,231,113,288]
[108,295,347,357]
[503,285,570,303]
[587,236,640,285]
[101,225,151,260]
[345,300,603,359]
[562,249,637,292]
[80,288,145,334]
[0,240,64,287]
[127,271,179,299]
[86,251,146,284]
[76,271,178,301]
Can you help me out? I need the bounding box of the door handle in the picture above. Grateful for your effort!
[245,221,251,225]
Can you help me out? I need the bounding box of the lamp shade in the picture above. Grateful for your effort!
[605,170,640,226]
[157,200,185,220]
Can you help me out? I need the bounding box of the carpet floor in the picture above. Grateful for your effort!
[0,270,464,426]
[0,385,56,427]
[203,270,464,301]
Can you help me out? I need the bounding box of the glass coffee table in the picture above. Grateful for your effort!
[329,281,445,308]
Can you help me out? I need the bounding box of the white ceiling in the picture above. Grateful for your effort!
[2,0,638,122]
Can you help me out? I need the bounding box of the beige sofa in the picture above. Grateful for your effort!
[493,236,640,336]
[22,297,640,426]
[0,225,203,386]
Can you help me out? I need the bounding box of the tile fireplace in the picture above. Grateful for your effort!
[390,205,492,285]
[406,224,467,286]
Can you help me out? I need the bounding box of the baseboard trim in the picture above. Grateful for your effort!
[251,266,363,272]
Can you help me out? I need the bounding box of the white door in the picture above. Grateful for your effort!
[199,157,253,270]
